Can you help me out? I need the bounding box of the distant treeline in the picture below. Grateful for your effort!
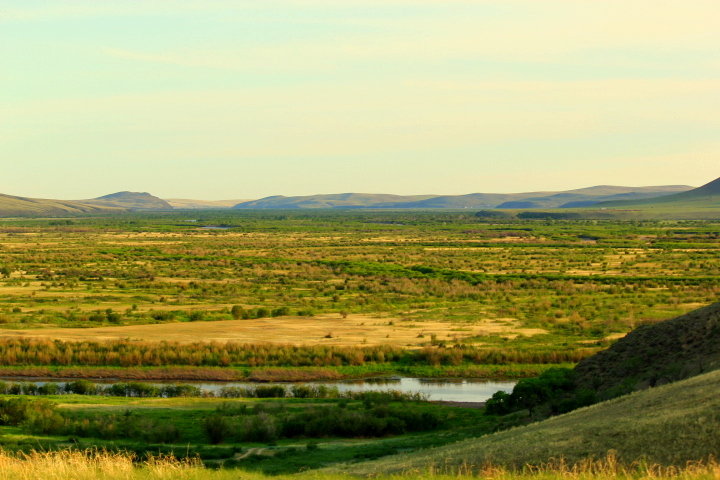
[0,339,593,367]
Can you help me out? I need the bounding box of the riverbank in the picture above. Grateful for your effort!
[0,363,568,382]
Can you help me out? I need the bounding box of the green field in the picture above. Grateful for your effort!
[0,392,497,474]
[0,369,719,478]
[2,369,719,475]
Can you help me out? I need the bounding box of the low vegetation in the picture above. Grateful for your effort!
[0,393,495,473]
[0,212,716,476]
[0,212,718,366]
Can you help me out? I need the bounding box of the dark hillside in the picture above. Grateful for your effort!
[573,301,720,397]
[482,302,720,420]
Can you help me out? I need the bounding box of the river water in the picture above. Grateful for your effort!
[2,377,516,403]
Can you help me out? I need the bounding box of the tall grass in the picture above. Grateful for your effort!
[430,454,720,479]
[0,450,717,480]
[0,338,590,368]
[0,450,207,480]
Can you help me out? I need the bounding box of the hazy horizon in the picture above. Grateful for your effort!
[2,1,718,199]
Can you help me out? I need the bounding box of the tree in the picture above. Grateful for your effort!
[230,305,245,320]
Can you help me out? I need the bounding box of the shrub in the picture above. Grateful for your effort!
[203,415,232,444]
[0,398,64,434]
[484,367,597,418]
[64,380,98,395]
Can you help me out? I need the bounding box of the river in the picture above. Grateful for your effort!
[2,377,516,403]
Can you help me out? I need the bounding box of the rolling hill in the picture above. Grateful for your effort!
[0,191,170,217]
[0,181,703,216]
[598,176,720,208]
[233,185,691,209]
[347,368,720,473]
[82,191,172,210]
[0,193,124,217]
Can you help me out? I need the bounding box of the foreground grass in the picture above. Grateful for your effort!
[346,369,720,475]
[1,450,719,480]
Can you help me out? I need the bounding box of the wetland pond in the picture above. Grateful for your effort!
[2,377,515,403]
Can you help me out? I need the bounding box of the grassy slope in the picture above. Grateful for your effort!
[0,194,123,217]
[345,369,720,474]
[598,177,720,208]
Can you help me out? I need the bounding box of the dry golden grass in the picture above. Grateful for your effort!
[0,450,718,480]
[0,314,545,346]
[0,450,206,480]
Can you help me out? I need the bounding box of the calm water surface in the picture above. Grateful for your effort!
[5,377,515,402]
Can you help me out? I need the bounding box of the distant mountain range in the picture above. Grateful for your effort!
[232,185,692,210]
[2,180,718,217]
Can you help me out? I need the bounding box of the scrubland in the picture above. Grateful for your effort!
[0,212,717,476]
[0,212,717,365]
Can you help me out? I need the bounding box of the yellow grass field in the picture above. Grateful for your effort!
[0,314,546,346]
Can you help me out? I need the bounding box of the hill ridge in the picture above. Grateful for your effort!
[82,191,172,210]
[598,176,720,208]
[0,193,124,217]
[233,185,691,209]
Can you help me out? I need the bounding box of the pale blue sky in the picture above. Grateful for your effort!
[1,0,718,199]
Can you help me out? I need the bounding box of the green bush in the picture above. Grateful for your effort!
[203,415,232,444]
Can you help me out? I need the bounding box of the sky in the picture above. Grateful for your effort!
[1,0,719,200]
